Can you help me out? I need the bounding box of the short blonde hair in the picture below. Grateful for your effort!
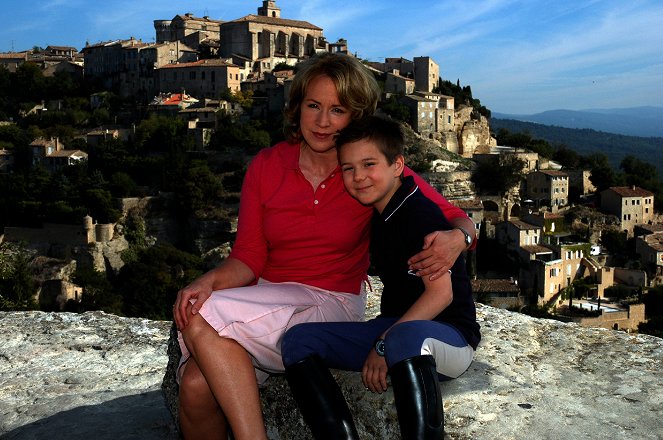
[284,53,381,141]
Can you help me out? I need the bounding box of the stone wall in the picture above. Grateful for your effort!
[2,294,662,439]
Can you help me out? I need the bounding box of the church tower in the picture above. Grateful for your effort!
[258,0,281,18]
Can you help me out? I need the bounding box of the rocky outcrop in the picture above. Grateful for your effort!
[0,311,176,439]
[2,285,662,439]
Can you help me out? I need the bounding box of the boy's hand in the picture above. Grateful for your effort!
[362,351,389,393]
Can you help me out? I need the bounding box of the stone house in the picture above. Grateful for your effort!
[413,56,439,93]
[30,137,63,163]
[384,72,415,95]
[43,149,88,171]
[471,278,523,309]
[600,186,655,235]
[177,99,244,149]
[367,56,439,93]
[82,38,197,99]
[45,45,78,58]
[0,51,28,72]
[156,59,241,98]
[86,129,120,147]
[30,137,87,170]
[525,170,569,212]
[635,231,663,273]
[500,219,541,252]
[565,169,596,200]
[451,198,484,237]
[521,242,588,305]
[572,303,645,332]
[400,94,437,136]
[154,13,223,51]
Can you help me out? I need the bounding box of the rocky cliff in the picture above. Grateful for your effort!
[2,284,662,439]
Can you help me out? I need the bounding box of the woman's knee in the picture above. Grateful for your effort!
[180,312,210,348]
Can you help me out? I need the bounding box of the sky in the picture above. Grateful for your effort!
[2,0,662,114]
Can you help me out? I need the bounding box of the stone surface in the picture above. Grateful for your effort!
[2,282,663,439]
[0,311,176,439]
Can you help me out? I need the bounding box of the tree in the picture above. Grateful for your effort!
[471,155,526,195]
[0,244,36,310]
[620,155,659,190]
[381,95,410,123]
[70,267,123,315]
[115,244,202,320]
[586,153,621,191]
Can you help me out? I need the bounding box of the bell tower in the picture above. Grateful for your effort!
[258,0,281,18]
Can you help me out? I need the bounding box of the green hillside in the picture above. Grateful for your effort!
[490,118,663,177]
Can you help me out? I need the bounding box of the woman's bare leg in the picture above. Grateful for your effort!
[179,357,228,439]
[182,313,268,440]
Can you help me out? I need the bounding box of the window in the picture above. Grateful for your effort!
[189,72,196,80]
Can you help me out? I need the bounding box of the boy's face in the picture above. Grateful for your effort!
[339,139,404,213]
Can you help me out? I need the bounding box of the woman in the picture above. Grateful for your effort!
[173,52,476,440]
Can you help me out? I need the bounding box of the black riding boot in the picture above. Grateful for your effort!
[390,355,444,440]
[284,355,359,440]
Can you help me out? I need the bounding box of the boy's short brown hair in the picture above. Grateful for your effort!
[335,115,404,165]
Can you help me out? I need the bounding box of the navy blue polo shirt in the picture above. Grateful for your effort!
[370,175,481,349]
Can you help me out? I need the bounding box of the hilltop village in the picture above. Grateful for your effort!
[0,1,661,337]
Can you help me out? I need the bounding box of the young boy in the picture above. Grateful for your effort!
[281,116,481,440]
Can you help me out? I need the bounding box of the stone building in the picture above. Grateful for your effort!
[384,72,415,95]
[154,13,223,50]
[218,1,326,75]
[452,198,484,236]
[573,303,645,332]
[81,38,197,98]
[413,56,439,93]
[29,137,87,170]
[525,170,569,212]
[368,56,439,92]
[635,231,663,273]
[156,59,241,98]
[600,186,655,235]
[0,52,28,72]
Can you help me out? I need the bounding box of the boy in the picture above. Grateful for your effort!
[281,116,481,440]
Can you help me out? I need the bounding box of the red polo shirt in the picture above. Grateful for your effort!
[229,141,469,294]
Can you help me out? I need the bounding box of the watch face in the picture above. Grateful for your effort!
[375,338,385,356]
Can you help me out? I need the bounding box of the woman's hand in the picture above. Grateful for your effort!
[407,229,465,280]
[362,350,389,393]
[173,276,213,330]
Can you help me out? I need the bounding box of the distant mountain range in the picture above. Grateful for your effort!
[488,117,663,177]
[492,106,663,138]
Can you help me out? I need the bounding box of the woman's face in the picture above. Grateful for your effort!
[299,75,352,154]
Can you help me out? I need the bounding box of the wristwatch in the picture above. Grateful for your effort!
[374,338,385,357]
[456,226,473,249]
